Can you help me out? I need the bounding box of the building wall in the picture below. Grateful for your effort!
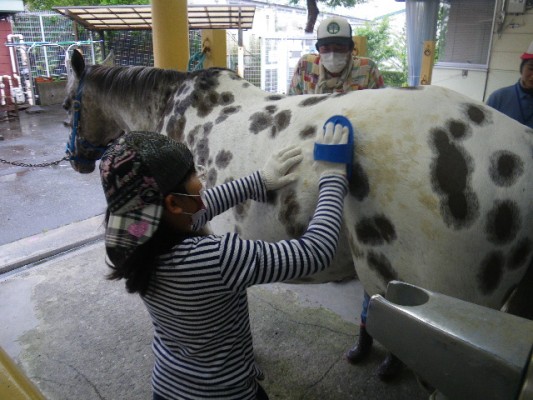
[432,0,533,102]
[0,19,15,77]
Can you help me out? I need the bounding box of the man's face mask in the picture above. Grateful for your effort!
[321,52,349,74]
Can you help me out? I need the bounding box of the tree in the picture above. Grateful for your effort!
[23,0,148,11]
[288,0,367,33]
[354,17,407,87]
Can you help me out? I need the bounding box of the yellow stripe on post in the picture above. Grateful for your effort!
[0,347,45,400]
[353,36,367,57]
[201,30,227,69]
[420,40,436,85]
[151,0,189,71]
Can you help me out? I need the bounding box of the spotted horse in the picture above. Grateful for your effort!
[64,50,532,380]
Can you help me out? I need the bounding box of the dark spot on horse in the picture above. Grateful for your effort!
[216,106,241,124]
[234,225,242,235]
[429,127,478,229]
[486,200,520,245]
[464,103,486,125]
[167,115,185,142]
[224,177,234,184]
[299,96,328,107]
[356,215,397,246]
[447,119,469,140]
[195,137,210,166]
[265,105,277,114]
[206,167,217,188]
[266,95,284,101]
[203,122,213,136]
[489,151,524,187]
[215,114,228,124]
[478,251,504,295]
[299,125,316,139]
[196,91,219,118]
[215,150,233,169]
[266,190,277,204]
[174,94,193,115]
[233,200,250,221]
[242,82,250,88]
[278,190,306,237]
[508,238,532,271]
[349,161,370,201]
[223,105,241,115]
[249,112,274,135]
[271,110,292,138]
[367,251,398,284]
[219,91,235,106]
[196,74,219,91]
[187,125,201,146]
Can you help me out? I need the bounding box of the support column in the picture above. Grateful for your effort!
[353,36,367,57]
[151,0,188,70]
[201,30,227,68]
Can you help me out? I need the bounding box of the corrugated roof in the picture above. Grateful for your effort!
[54,4,256,31]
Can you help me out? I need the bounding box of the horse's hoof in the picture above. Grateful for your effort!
[345,325,373,364]
[377,353,404,381]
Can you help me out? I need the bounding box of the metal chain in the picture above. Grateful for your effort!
[0,156,70,168]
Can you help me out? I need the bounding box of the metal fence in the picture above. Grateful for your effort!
[8,11,327,107]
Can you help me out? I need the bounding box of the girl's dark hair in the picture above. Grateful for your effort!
[105,165,199,295]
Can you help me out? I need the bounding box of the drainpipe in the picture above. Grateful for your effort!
[7,34,23,75]
[397,0,439,86]
[1,76,13,104]
[0,81,5,106]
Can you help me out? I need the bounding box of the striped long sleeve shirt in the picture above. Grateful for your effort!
[142,172,348,400]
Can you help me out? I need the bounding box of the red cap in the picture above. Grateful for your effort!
[521,41,533,60]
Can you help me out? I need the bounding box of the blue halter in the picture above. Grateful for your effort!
[65,73,108,163]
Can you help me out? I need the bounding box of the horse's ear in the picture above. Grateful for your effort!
[71,49,85,79]
[101,50,115,67]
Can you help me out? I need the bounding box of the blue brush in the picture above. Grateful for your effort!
[313,115,354,178]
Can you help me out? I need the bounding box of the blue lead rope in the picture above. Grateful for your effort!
[313,115,355,179]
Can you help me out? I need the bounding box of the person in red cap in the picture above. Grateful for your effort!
[486,41,533,128]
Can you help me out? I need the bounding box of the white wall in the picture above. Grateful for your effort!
[433,0,533,102]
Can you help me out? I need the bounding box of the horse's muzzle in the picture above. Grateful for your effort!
[69,158,96,174]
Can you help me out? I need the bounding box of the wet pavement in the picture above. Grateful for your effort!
[0,105,106,246]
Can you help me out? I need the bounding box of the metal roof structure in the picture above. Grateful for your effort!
[54,4,256,31]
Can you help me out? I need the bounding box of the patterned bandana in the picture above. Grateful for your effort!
[99,131,194,254]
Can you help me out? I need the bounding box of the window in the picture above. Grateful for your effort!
[437,0,497,68]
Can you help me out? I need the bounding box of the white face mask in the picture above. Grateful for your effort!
[321,52,349,74]
[172,189,207,227]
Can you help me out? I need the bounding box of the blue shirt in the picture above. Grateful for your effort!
[486,81,533,128]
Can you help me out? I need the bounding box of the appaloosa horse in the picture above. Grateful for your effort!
[64,50,532,374]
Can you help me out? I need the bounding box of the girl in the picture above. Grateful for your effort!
[99,122,350,400]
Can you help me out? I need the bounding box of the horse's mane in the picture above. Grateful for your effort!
[84,64,182,101]
[84,65,233,102]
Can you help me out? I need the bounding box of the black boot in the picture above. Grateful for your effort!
[345,325,373,364]
[377,353,404,381]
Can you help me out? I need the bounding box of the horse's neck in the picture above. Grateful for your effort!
[105,91,167,133]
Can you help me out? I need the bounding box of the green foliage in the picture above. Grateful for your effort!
[24,0,149,11]
[353,18,408,87]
